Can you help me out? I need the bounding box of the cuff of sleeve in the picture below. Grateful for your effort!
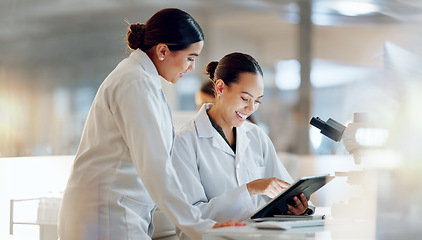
[239,184,257,218]
[303,205,315,215]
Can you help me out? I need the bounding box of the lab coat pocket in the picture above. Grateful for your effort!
[120,195,156,238]
[247,166,266,181]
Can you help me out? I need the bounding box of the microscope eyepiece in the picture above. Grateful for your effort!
[310,117,325,130]
[310,117,346,142]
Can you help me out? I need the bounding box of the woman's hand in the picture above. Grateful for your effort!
[213,220,246,228]
[286,193,311,215]
[246,177,290,198]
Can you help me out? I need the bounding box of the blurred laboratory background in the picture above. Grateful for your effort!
[1,0,422,239]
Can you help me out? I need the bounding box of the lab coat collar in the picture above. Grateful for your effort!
[129,49,163,89]
[195,103,218,139]
[195,103,253,157]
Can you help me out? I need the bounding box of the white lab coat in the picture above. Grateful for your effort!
[172,103,306,239]
[58,50,215,240]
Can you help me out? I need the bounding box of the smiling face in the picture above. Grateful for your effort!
[154,41,204,84]
[212,72,264,129]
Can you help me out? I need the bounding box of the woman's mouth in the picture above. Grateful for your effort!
[236,111,247,121]
[180,71,188,78]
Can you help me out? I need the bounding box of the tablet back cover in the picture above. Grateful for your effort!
[251,175,334,219]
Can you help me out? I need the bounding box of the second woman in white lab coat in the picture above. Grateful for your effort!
[172,52,314,239]
[58,9,244,240]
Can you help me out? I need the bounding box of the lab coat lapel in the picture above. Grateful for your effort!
[235,123,251,166]
[211,135,235,157]
[195,104,235,157]
[159,87,175,152]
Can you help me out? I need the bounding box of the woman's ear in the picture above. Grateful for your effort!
[215,79,224,96]
[156,43,169,61]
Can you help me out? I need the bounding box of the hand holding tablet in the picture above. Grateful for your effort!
[251,175,334,219]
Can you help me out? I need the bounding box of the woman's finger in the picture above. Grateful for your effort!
[271,184,284,196]
[293,196,303,208]
[300,193,309,209]
[277,179,291,189]
[287,204,298,215]
[267,188,277,198]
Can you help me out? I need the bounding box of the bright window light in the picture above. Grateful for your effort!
[176,75,201,95]
[275,60,301,90]
[275,59,376,90]
[310,126,323,150]
[330,1,380,16]
[311,59,376,88]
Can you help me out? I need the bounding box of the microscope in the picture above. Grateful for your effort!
[309,113,386,239]
[310,113,381,165]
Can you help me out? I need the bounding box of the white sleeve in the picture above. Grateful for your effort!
[112,77,215,240]
[172,133,256,222]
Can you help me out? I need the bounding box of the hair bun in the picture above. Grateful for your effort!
[205,61,218,81]
[127,23,146,50]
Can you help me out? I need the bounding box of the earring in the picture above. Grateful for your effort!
[159,57,164,61]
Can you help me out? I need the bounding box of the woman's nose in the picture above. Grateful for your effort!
[247,101,256,111]
[189,61,195,71]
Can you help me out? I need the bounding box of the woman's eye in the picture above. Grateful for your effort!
[241,97,249,102]
[255,100,262,104]
[188,58,195,62]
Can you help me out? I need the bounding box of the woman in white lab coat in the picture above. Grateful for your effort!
[172,52,314,238]
[58,9,244,240]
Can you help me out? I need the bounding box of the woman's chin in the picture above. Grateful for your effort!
[233,120,244,128]
[164,77,178,84]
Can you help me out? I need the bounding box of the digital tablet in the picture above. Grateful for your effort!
[251,175,334,219]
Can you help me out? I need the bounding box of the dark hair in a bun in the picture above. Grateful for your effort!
[207,52,263,88]
[127,23,145,50]
[205,61,218,81]
[126,8,204,51]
